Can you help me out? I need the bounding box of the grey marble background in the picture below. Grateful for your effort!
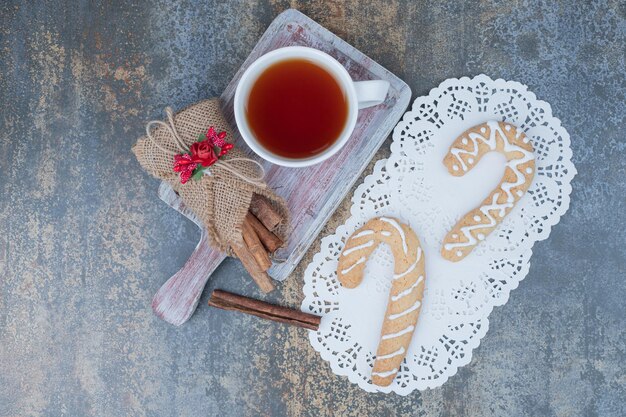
[0,1,624,416]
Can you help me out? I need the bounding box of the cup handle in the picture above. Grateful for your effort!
[353,80,390,109]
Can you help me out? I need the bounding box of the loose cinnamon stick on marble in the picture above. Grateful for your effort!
[230,242,275,293]
[245,212,283,253]
[249,194,282,231]
[241,217,272,271]
[208,290,321,331]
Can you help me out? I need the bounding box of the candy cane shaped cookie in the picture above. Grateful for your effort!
[441,121,535,261]
[338,217,425,386]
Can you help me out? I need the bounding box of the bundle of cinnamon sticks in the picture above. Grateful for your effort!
[231,194,285,293]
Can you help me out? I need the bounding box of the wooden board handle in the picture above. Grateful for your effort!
[152,233,226,326]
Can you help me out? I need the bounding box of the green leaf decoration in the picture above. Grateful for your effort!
[191,167,205,181]
[197,134,205,142]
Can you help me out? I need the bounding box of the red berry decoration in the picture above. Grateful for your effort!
[173,154,198,184]
[173,126,235,184]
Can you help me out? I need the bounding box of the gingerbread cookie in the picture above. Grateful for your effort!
[338,217,425,387]
[441,121,535,261]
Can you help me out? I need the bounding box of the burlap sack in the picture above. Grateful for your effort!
[132,98,289,255]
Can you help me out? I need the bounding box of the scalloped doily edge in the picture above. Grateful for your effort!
[302,74,576,394]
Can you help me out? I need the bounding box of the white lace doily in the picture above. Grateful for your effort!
[302,75,576,394]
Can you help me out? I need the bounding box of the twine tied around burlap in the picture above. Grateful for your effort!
[132,98,289,255]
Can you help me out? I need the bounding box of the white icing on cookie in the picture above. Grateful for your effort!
[338,217,425,387]
[376,347,405,360]
[380,217,408,254]
[393,247,421,280]
[388,300,421,320]
[444,121,534,256]
[444,192,514,253]
[351,230,374,239]
[372,368,399,378]
[391,276,423,301]
[449,121,534,194]
[382,325,415,340]
[342,240,374,256]
[340,256,366,274]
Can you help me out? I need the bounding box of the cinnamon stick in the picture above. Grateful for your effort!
[241,218,272,271]
[245,212,283,253]
[249,194,282,231]
[208,290,321,331]
[230,242,275,293]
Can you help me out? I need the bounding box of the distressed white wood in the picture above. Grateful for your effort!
[220,9,411,279]
[154,9,411,325]
[152,183,226,325]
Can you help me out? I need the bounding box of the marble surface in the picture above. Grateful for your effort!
[0,1,624,416]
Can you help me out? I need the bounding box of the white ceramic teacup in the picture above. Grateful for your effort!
[234,46,390,168]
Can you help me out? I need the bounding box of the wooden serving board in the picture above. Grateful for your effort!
[218,9,411,279]
[154,9,410,324]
